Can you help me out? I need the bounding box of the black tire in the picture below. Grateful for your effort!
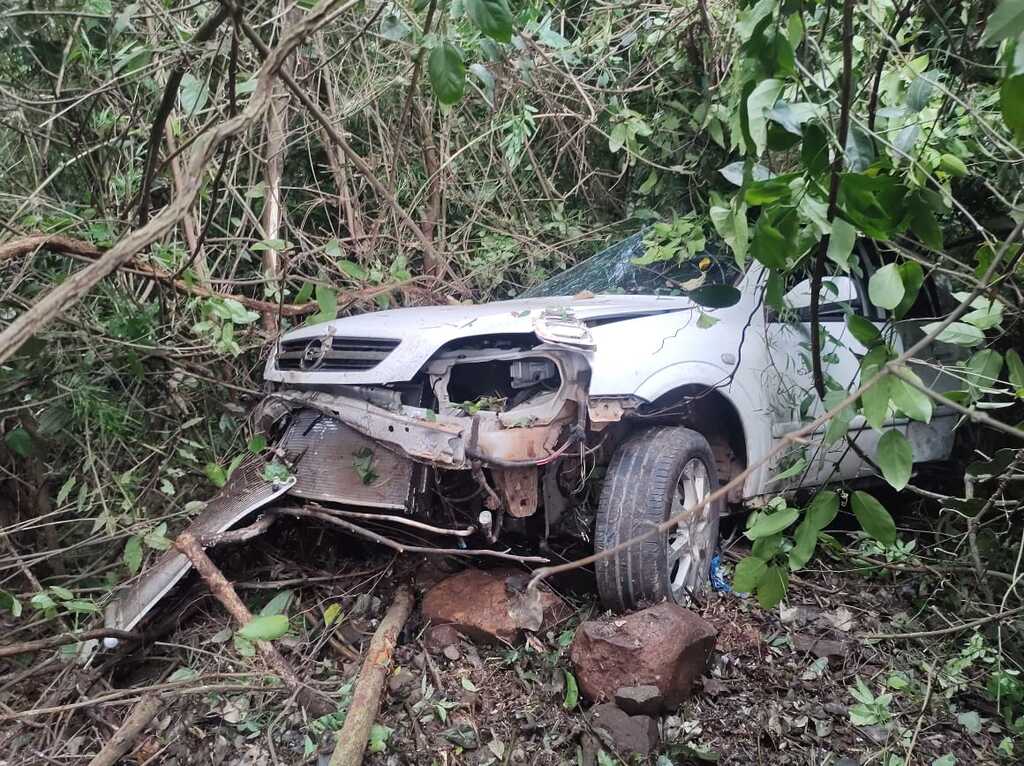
[594,426,722,612]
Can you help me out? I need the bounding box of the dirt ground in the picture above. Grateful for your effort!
[1,520,1017,766]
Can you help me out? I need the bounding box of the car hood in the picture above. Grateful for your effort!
[265,294,695,385]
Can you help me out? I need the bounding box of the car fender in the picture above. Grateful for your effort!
[632,361,771,500]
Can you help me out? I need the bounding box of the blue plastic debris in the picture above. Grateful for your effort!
[709,554,731,592]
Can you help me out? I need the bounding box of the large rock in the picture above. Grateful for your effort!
[569,602,716,708]
[589,703,659,755]
[422,568,568,644]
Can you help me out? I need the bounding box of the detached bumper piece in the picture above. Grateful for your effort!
[103,460,295,639]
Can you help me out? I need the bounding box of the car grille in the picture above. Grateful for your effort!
[276,337,399,372]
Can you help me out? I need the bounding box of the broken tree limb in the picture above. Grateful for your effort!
[86,693,162,766]
[0,628,142,659]
[174,531,334,717]
[0,0,357,367]
[0,232,316,317]
[328,585,414,766]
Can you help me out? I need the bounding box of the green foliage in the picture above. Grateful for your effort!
[237,614,290,641]
[429,44,466,104]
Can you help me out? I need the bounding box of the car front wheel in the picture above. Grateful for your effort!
[594,426,722,612]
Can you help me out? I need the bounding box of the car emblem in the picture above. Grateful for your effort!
[299,337,330,370]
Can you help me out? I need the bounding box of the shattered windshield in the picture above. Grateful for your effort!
[522,229,742,298]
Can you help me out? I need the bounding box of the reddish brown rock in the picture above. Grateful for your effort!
[422,568,569,644]
[569,602,717,708]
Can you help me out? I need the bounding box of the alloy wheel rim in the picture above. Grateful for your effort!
[667,457,713,604]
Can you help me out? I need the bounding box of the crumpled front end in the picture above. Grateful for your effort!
[105,315,595,636]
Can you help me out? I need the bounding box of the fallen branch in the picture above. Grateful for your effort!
[282,506,549,563]
[174,530,334,716]
[328,585,414,766]
[0,628,142,659]
[0,232,316,317]
[862,605,1024,641]
[199,512,278,546]
[86,694,162,766]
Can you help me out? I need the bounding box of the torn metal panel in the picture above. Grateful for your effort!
[492,466,539,518]
[281,409,414,510]
[104,462,294,637]
[587,396,640,426]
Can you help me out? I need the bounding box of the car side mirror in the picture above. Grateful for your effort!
[768,276,861,322]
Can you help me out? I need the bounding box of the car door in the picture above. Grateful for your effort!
[760,257,891,489]
[871,260,965,464]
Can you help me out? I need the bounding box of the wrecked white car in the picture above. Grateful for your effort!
[106,232,961,635]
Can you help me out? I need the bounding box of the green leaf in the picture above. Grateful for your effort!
[688,285,742,308]
[750,216,788,269]
[890,368,933,423]
[965,349,1004,396]
[746,78,784,155]
[861,372,893,431]
[237,614,289,641]
[179,73,208,114]
[1006,349,1024,391]
[771,457,807,482]
[958,292,1005,330]
[312,285,337,323]
[868,263,905,310]
[908,194,943,250]
[124,536,143,574]
[981,0,1024,46]
[563,670,579,710]
[368,724,392,754]
[338,260,368,281]
[847,314,882,347]
[143,523,171,551]
[733,556,768,592]
[805,491,839,531]
[939,154,968,177]
[756,565,789,609]
[697,312,720,329]
[893,261,925,320]
[262,461,292,483]
[876,430,913,490]
[823,390,855,445]
[801,123,829,176]
[845,126,875,172]
[746,507,799,539]
[429,43,466,105]
[323,602,342,626]
[465,0,514,43]
[744,175,795,205]
[4,427,32,457]
[851,491,897,545]
[1001,75,1024,141]
[0,590,23,617]
[923,321,985,346]
[826,218,857,270]
[260,590,293,617]
[789,518,819,570]
[56,475,77,506]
